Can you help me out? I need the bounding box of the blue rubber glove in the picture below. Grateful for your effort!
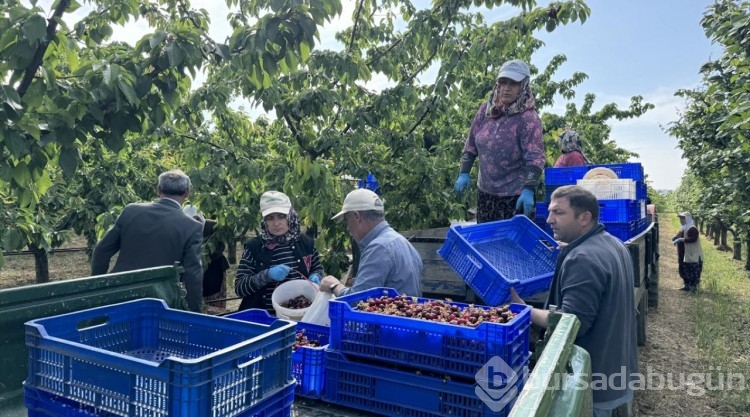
[268,265,291,281]
[454,173,470,194]
[515,189,535,216]
[308,273,321,285]
[673,238,684,246]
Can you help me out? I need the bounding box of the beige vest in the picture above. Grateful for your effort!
[684,226,703,263]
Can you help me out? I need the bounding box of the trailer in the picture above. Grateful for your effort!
[0,215,658,416]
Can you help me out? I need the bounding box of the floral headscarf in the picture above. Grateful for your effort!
[259,207,301,248]
[485,77,536,119]
[558,130,590,163]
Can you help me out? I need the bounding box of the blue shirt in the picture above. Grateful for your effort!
[339,221,423,297]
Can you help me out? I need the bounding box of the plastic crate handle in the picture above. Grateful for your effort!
[539,238,557,251]
[466,253,483,270]
[237,355,264,369]
[75,315,110,331]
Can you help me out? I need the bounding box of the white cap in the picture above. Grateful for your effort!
[260,191,292,217]
[331,189,384,221]
[497,59,530,82]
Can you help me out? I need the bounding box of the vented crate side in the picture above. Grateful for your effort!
[329,288,530,379]
[598,199,643,223]
[545,163,644,186]
[25,299,295,417]
[323,350,527,417]
[226,310,329,399]
[24,383,295,417]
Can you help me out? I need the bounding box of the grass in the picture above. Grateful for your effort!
[673,214,750,411]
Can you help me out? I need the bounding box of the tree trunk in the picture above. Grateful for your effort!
[713,225,720,246]
[734,241,742,261]
[28,244,50,283]
[719,227,731,251]
[746,238,750,271]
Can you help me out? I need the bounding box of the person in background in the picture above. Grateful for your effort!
[673,212,703,293]
[453,59,545,223]
[183,205,231,311]
[554,130,590,167]
[235,191,324,312]
[511,185,637,417]
[91,169,204,312]
[321,189,423,297]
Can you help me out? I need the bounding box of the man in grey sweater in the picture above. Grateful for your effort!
[321,189,423,297]
[512,185,637,417]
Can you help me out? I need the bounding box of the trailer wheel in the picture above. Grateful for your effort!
[637,289,648,346]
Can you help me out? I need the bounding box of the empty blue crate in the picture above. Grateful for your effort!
[323,350,529,417]
[25,299,296,417]
[227,309,329,399]
[24,383,295,417]
[329,288,531,379]
[437,215,558,305]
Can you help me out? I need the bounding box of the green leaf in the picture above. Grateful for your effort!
[3,228,24,251]
[5,131,29,158]
[150,31,168,49]
[21,14,47,43]
[12,162,32,186]
[59,147,79,179]
[36,171,51,195]
[117,77,139,104]
[167,44,185,67]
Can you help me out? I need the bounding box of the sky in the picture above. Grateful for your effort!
[36,0,721,190]
[530,0,721,191]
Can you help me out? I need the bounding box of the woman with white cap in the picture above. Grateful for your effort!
[235,191,324,311]
[453,59,545,223]
[673,212,703,293]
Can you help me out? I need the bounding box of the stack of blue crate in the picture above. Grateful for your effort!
[322,288,532,417]
[537,163,649,242]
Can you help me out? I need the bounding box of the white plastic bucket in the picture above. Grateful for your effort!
[271,279,319,321]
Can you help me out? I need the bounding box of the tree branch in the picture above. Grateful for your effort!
[348,0,366,52]
[18,0,71,97]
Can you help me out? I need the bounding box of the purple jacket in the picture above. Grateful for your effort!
[463,101,545,196]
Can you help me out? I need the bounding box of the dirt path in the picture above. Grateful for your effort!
[634,219,740,417]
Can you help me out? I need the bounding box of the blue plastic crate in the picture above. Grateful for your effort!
[328,288,530,379]
[544,166,590,186]
[323,350,528,417]
[636,181,648,200]
[24,383,295,417]
[602,220,640,242]
[25,299,296,417]
[437,215,558,305]
[545,163,645,186]
[535,202,548,220]
[227,309,329,399]
[599,199,643,223]
[533,219,553,239]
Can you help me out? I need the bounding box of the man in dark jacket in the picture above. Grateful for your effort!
[91,169,204,312]
[512,185,637,417]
